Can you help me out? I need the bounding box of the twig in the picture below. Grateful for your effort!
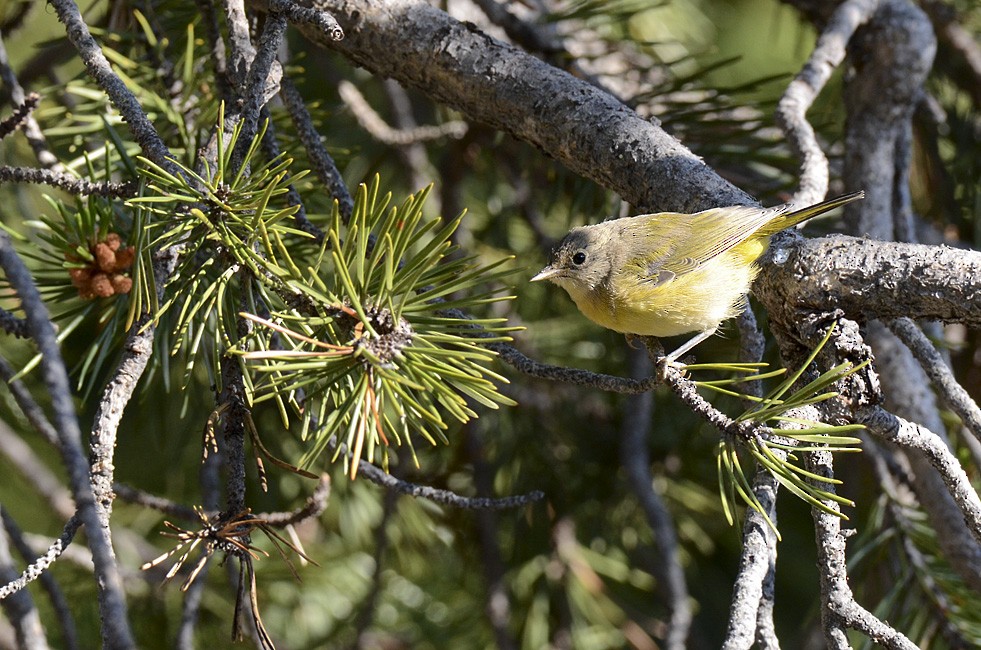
[338,80,468,146]
[255,474,331,527]
[235,1,287,166]
[0,231,135,648]
[279,75,353,220]
[112,484,199,521]
[858,405,981,546]
[47,0,175,171]
[723,458,782,650]
[805,450,918,649]
[0,517,81,602]
[775,0,879,206]
[0,92,39,141]
[865,439,973,648]
[620,349,690,650]
[0,165,136,197]
[357,460,544,510]
[218,341,250,516]
[0,307,29,339]
[889,317,981,443]
[491,341,658,394]
[0,510,78,650]
[267,0,344,41]
[0,38,61,170]
[0,510,49,650]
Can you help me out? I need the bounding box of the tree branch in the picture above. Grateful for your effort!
[263,0,755,213]
[0,231,135,648]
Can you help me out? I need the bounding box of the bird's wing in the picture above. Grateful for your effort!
[655,204,786,276]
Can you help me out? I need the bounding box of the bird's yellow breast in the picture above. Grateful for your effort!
[564,246,761,337]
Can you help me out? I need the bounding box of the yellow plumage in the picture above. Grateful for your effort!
[532,192,864,361]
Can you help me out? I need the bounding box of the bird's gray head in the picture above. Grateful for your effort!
[530,225,615,293]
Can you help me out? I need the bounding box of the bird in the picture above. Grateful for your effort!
[531,191,864,363]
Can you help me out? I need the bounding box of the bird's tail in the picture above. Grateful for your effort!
[761,190,865,235]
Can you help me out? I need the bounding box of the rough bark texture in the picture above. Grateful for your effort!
[293,0,755,213]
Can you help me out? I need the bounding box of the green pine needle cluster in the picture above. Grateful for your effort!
[691,325,867,537]
[232,177,519,477]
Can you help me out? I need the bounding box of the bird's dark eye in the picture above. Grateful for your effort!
[572,251,587,265]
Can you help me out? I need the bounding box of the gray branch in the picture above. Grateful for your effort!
[775,0,879,205]
[0,231,135,648]
[266,0,755,213]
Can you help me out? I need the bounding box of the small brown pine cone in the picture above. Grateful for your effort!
[110,274,133,294]
[105,233,122,251]
[90,272,114,298]
[68,267,92,288]
[113,246,135,271]
[94,242,117,273]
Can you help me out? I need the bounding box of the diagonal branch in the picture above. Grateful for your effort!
[0,231,135,648]
[258,0,754,213]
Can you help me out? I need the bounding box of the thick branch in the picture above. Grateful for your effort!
[756,235,981,330]
[269,0,754,213]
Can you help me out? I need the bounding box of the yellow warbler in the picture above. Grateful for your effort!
[531,191,864,362]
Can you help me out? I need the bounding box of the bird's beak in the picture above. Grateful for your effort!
[530,266,561,282]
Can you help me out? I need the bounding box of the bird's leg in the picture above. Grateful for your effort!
[663,327,717,365]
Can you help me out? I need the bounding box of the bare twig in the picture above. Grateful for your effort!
[0,39,61,170]
[865,440,973,648]
[255,474,331,527]
[858,405,981,546]
[236,2,287,165]
[723,458,782,650]
[775,0,879,206]
[0,510,49,650]
[620,349,690,650]
[0,93,40,141]
[357,460,543,510]
[0,308,29,339]
[0,166,136,197]
[279,75,354,220]
[889,317,981,443]
[48,0,175,171]
[338,80,468,146]
[267,0,343,40]
[491,340,658,394]
[0,517,81,602]
[0,510,78,650]
[806,450,918,649]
